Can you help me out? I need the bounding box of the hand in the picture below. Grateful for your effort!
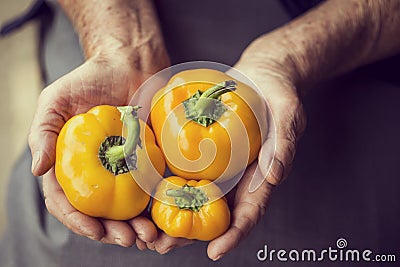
[207,61,307,259]
[29,52,169,247]
[150,59,306,260]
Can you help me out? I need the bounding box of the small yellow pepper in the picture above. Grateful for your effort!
[55,105,165,220]
[151,176,230,241]
[151,69,266,181]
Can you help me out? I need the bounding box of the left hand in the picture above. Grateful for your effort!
[30,52,169,247]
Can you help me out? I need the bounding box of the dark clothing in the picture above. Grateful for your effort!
[1,1,400,266]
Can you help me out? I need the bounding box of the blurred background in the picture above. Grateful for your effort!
[0,0,41,238]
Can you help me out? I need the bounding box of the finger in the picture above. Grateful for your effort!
[147,241,156,251]
[251,100,306,189]
[207,202,258,260]
[100,220,136,247]
[264,95,306,185]
[29,87,69,176]
[128,216,158,243]
[249,138,275,192]
[259,134,295,186]
[136,238,147,251]
[154,232,194,254]
[207,194,271,260]
[231,66,306,187]
[43,168,105,240]
[208,164,272,261]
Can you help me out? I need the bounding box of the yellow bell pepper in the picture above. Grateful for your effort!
[151,176,230,241]
[151,68,266,181]
[55,105,165,220]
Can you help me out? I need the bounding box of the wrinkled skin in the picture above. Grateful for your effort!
[29,53,170,247]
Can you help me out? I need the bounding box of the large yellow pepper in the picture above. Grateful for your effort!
[151,176,230,241]
[151,69,266,181]
[55,105,165,220]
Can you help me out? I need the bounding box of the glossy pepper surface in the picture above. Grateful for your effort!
[151,176,230,241]
[55,105,165,220]
[150,69,266,181]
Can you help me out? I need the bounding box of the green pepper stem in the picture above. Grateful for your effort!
[166,189,195,201]
[105,106,141,172]
[194,80,236,116]
[166,185,209,211]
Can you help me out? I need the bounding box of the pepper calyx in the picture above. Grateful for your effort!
[183,80,236,127]
[166,184,209,212]
[98,106,142,175]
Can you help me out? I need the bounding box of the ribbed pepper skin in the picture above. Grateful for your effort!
[151,176,230,241]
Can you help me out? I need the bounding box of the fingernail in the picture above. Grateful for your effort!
[137,232,148,243]
[148,241,156,251]
[213,254,225,261]
[162,245,176,254]
[31,151,40,174]
[88,235,98,241]
[267,158,284,185]
[114,238,126,247]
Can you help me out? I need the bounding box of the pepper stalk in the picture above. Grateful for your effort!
[183,80,237,127]
[166,184,209,212]
[99,106,142,175]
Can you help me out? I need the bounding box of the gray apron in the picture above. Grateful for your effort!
[1,1,399,266]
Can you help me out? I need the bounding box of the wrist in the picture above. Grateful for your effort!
[236,35,303,96]
[59,0,170,73]
[237,0,387,96]
[88,36,170,75]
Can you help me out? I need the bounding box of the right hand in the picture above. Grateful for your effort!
[206,57,307,260]
[29,51,169,248]
[150,60,307,259]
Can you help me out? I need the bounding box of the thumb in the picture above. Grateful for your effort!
[230,62,306,190]
[207,163,273,261]
[250,96,306,190]
[28,87,68,176]
[260,130,296,186]
[265,96,306,185]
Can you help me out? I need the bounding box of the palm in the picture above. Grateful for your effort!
[41,58,134,122]
[30,56,166,247]
[31,57,149,172]
[207,65,307,259]
[151,66,306,260]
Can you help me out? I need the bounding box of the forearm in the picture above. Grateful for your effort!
[58,0,168,70]
[239,0,400,93]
